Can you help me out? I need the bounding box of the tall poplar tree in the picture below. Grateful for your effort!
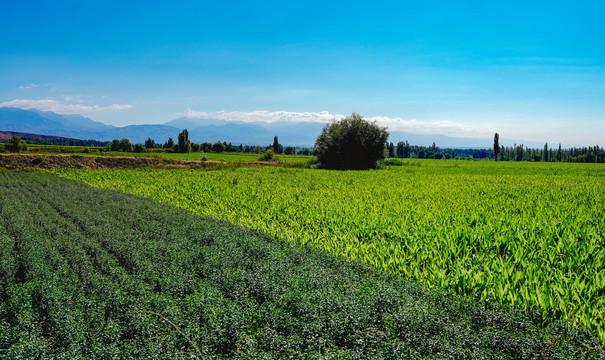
[493,133,500,161]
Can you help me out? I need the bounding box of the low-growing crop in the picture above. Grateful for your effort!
[59,160,605,340]
[0,172,602,358]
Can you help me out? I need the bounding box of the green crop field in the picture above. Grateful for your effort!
[59,159,605,342]
[4,172,601,358]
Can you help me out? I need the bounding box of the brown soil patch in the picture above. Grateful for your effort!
[0,153,222,170]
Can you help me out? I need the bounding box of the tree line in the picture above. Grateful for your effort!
[3,127,603,164]
[385,139,605,163]
[108,131,313,155]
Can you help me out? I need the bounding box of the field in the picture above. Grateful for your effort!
[59,160,605,341]
[4,172,601,358]
[2,144,313,164]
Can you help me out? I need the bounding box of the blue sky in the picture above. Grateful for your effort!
[1,0,604,145]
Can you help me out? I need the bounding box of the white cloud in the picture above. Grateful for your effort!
[179,109,344,123]
[0,99,133,114]
[18,83,39,90]
[367,116,494,138]
[179,109,494,138]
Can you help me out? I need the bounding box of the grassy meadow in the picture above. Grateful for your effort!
[59,159,605,341]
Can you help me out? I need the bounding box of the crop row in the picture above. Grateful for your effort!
[59,160,605,340]
[4,172,603,357]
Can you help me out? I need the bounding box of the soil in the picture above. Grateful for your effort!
[0,153,223,170]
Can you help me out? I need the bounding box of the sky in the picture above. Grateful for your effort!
[1,0,604,145]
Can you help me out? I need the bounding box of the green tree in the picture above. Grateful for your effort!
[119,139,133,152]
[163,138,174,149]
[493,133,500,161]
[314,113,389,170]
[110,139,121,152]
[177,129,191,153]
[543,143,549,162]
[212,141,225,153]
[273,136,280,153]
[284,146,295,155]
[144,138,156,149]
[6,135,27,152]
[133,143,146,153]
[515,144,524,161]
[201,142,212,152]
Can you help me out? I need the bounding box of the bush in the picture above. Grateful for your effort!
[32,156,46,165]
[258,149,278,161]
[314,113,389,170]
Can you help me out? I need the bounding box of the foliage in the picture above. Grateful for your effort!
[14,136,107,147]
[212,142,225,153]
[163,137,174,149]
[315,113,389,169]
[133,143,146,153]
[200,142,212,153]
[177,129,191,153]
[272,136,281,154]
[60,160,605,341]
[110,138,133,152]
[144,137,157,149]
[258,149,278,161]
[5,135,27,152]
[494,133,500,161]
[1,172,602,358]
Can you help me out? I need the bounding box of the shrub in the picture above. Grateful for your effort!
[258,149,278,161]
[32,156,46,165]
[314,113,389,170]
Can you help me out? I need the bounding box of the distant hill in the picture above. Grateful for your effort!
[0,107,180,144]
[0,106,557,148]
[0,131,68,142]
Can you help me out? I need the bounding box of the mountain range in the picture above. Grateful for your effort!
[0,107,549,148]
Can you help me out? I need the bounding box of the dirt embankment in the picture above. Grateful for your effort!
[0,153,220,170]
